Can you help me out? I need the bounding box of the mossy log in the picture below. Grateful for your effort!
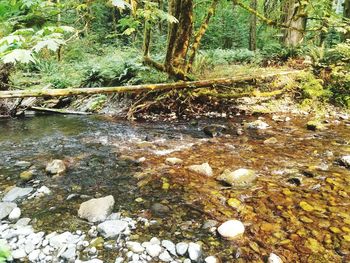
[0,70,300,99]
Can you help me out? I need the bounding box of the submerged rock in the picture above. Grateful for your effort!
[2,187,33,202]
[165,157,183,165]
[339,156,350,168]
[97,220,128,238]
[217,168,256,186]
[306,120,325,131]
[217,220,245,239]
[151,203,170,216]
[203,124,227,137]
[20,170,34,181]
[246,120,269,130]
[268,253,283,263]
[264,137,278,145]
[0,202,17,220]
[78,195,115,222]
[188,163,213,177]
[45,159,66,175]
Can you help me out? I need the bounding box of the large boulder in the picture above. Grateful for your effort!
[78,195,115,223]
[188,163,213,177]
[0,202,17,220]
[2,187,33,202]
[217,168,256,186]
[46,159,66,175]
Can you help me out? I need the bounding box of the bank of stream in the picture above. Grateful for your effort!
[0,113,350,262]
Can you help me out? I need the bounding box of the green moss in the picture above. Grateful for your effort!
[298,72,332,101]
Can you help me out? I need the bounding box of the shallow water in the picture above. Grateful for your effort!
[0,114,350,262]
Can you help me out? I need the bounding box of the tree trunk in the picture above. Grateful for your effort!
[344,0,350,40]
[186,0,220,72]
[282,0,307,47]
[249,0,257,51]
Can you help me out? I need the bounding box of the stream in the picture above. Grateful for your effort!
[0,114,350,263]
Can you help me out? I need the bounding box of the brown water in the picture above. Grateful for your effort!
[0,114,350,262]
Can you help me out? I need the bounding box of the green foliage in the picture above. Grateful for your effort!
[298,72,332,101]
[0,243,10,263]
[0,26,75,64]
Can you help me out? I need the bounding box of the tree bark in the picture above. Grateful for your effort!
[187,0,220,72]
[249,0,257,51]
[282,0,307,47]
[344,0,350,40]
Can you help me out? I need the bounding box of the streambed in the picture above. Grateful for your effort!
[0,114,350,262]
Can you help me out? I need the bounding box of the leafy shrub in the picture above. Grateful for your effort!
[0,243,10,263]
[297,72,332,101]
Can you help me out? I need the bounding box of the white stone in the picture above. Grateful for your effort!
[217,220,245,239]
[159,250,173,262]
[162,240,176,256]
[49,231,73,248]
[188,163,213,177]
[268,253,283,263]
[247,120,269,130]
[146,244,162,257]
[61,246,76,260]
[28,249,40,262]
[15,218,30,227]
[83,259,104,263]
[24,241,35,254]
[45,159,66,174]
[115,257,124,263]
[149,237,161,245]
[165,157,183,165]
[0,202,17,220]
[183,259,191,263]
[188,242,202,262]
[12,248,26,259]
[78,195,115,223]
[205,256,219,263]
[340,156,350,168]
[175,242,188,256]
[8,207,21,221]
[126,241,145,253]
[97,220,128,238]
[217,168,256,186]
[2,187,33,202]
[37,186,51,195]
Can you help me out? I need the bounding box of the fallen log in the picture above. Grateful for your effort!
[0,70,301,99]
[28,106,92,115]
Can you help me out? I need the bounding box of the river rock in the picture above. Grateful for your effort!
[159,250,173,262]
[12,248,26,259]
[8,207,21,221]
[203,124,227,137]
[264,137,278,144]
[151,203,170,216]
[176,242,188,256]
[78,195,115,222]
[268,253,283,263]
[45,159,66,175]
[3,187,33,202]
[205,256,219,263]
[97,220,128,238]
[339,156,350,168]
[126,241,145,253]
[217,220,245,239]
[188,242,202,262]
[165,157,183,165]
[188,163,213,177]
[28,249,40,262]
[0,202,17,220]
[61,246,76,261]
[145,243,162,257]
[217,168,256,186]
[246,120,269,130]
[20,170,34,181]
[162,240,176,256]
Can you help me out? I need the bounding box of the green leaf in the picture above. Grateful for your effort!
[32,39,65,52]
[2,49,35,64]
[111,0,131,10]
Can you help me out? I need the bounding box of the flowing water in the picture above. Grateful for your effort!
[0,114,350,262]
